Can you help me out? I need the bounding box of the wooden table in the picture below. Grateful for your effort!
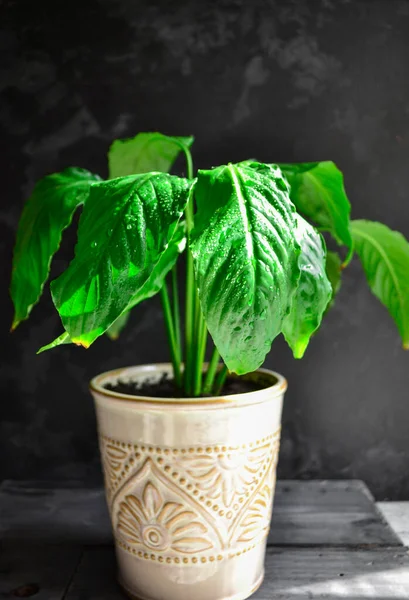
[1,480,408,599]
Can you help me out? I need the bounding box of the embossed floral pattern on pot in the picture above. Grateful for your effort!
[101,430,281,563]
[237,484,274,543]
[176,442,273,508]
[117,481,213,554]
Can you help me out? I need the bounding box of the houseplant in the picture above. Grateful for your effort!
[10,133,409,600]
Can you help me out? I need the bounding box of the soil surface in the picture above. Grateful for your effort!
[104,372,269,398]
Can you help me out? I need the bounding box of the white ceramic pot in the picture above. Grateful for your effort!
[91,364,286,600]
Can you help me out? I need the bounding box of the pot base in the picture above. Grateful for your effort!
[118,570,265,600]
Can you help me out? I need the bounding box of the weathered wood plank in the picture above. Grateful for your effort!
[1,481,406,599]
[269,480,401,546]
[64,547,121,600]
[378,502,409,547]
[0,481,112,544]
[254,547,409,599]
[0,542,81,600]
[0,480,400,547]
[64,546,409,600]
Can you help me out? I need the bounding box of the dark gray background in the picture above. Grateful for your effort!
[1,0,409,499]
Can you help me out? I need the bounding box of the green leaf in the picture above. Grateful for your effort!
[108,132,194,179]
[105,221,186,341]
[37,332,71,354]
[51,173,192,347]
[105,132,192,339]
[128,221,186,310]
[325,250,342,302]
[105,311,131,340]
[282,215,332,358]
[278,161,353,253]
[351,219,409,349]
[191,162,301,375]
[43,222,186,350]
[10,168,101,329]
[238,158,258,167]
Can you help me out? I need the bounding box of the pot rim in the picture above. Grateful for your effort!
[90,363,287,407]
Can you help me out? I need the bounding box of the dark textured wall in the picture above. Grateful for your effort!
[1,0,409,499]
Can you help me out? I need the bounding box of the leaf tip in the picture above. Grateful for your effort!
[403,342,409,351]
[37,342,52,354]
[10,315,21,332]
[74,340,91,349]
[293,341,309,359]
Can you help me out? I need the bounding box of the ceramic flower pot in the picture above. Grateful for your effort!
[91,363,286,600]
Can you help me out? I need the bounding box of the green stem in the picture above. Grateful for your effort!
[203,347,220,395]
[184,151,209,396]
[148,135,194,182]
[193,291,208,396]
[182,146,194,182]
[213,364,229,396]
[151,138,197,396]
[171,265,181,359]
[192,289,200,380]
[184,191,195,396]
[182,145,195,396]
[160,284,182,390]
[172,141,210,397]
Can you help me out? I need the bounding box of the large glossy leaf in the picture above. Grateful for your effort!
[105,221,186,340]
[43,221,187,351]
[325,250,342,303]
[351,219,409,349]
[37,332,71,354]
[278,161,353,253]
[282,214,332,358]
[50,173,192,347]
[108,132,194,179]
[40,319,131,349]
[190,162,301,374]
[128,221,186,310]
[10,168,101,329]
[105,311,131,341]
[105,132,192,339]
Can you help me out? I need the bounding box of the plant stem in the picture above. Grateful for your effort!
[203,346,220,395]
[184,190,195,396]
[213,364,228,396]
[160,284,182,390]
[176,142,211,397]
[193,290,208,396]
[171,265,181,359]
[155,139,199,396]
[183,147,194,183]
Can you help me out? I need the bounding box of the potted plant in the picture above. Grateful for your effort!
[10,133,409,600]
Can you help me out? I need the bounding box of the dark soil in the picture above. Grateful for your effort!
[104,372,274,398]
